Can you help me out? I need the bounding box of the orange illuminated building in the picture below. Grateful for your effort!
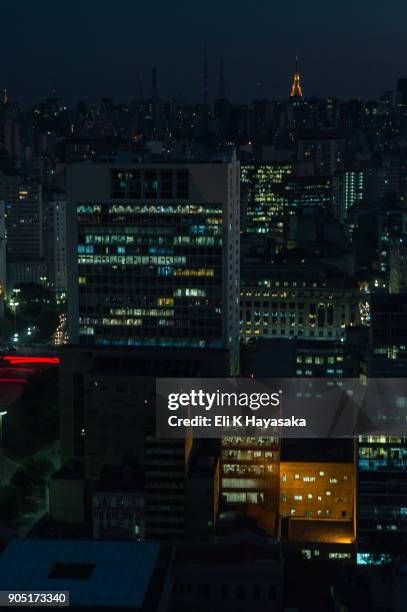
[279,461,355,546]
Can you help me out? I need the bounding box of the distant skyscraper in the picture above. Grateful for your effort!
[333,170,365,221]
[67,157,240,373]
[43,188,68,292]
[203,48,209,103]
[396,78,407,107]
[217,59,225,100]
[3,173,46,286]
[151,67,159,100]
[290,57,303,99]
[0,198,6,317]
[357,295,407,558]
[241,163,293,235]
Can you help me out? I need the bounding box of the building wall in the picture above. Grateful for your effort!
[279,462,354,521]
[92,490,145,540]
[221,436,280,514]
[4,174,43,259]
[44,194,67,291]
[49,476,85,523]
[241,277,360,342]
[66,160,240,373]
[0,200,6,317]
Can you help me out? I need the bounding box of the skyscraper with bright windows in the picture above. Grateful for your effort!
[241,163,293,235]
[66,157,240,373]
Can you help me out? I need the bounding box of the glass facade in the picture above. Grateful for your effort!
[76,200,225,348]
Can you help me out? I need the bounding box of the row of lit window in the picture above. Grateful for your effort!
[281,472,349,481]
[78,255,187,265]
[298,356,343,364]
[108,204,222,215]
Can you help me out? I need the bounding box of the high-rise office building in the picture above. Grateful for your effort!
[332,170,365,221]
[282,175,332,216]
[0,198,6,317]
[57,345,230,541]
[3,173,43,259]
[298,135,345,176]
[357,295,407,558]
[44,188,68,293]
[67,158,240,373]
[3,173,45,286]
[240,163,293,235]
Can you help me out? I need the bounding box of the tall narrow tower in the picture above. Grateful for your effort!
[151,67,159,100]
[217,59,225,100]
[290,56,303,99]
[203,48,209,104]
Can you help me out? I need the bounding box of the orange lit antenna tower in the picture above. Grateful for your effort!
[290,56,303,98]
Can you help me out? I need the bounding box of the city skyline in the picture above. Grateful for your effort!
[1,0,407,105]
[1,3,407,607]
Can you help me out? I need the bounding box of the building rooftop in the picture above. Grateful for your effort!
[0,539,165,610]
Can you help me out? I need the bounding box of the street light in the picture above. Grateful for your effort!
[9,288,21,334]
[0,411,7,454]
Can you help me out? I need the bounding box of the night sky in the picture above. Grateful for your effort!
[2,0,407,106]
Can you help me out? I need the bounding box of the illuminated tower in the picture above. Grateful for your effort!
[290,56,303,99]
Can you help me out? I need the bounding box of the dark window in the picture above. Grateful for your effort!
[49,563,95,580]
[144,171,159,198]
[237,585,245,599]
[176,170,189,198]
[253,585,261,600]
[160,171,174,198]
[111,170,126,198]
[127,171,141,198]
[268,586,276,600]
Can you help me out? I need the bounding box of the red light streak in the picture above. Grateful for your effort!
[0,356,60,365]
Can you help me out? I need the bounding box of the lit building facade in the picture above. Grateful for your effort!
[294,339,360,378]
[279,440,356,558]
[221,437,280,511]
[357,294,407,556]
[67,159,240,372]
[240,266,360,342]
[282,175,333,215]
[279,462,354,522]
[332,169,365,221]
[241,163,292,235]
[358,435,407,555]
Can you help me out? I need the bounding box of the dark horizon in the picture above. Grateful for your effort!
[1,0,407,106]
